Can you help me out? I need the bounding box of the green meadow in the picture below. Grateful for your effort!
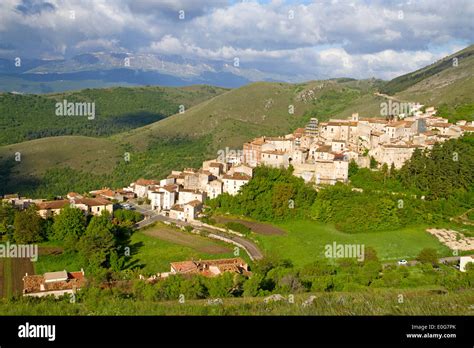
[255,220,451,266]
[128,231,236,274]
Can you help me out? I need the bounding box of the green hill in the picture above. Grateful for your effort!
[381,45,474,123]
[380,44,474,95]
[120,79,374,151]
[334,45,474,123]
[1,45,473,196]
[0,85,227,145]
[0,80,375,195]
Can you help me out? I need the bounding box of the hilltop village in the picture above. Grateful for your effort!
[3,104,474,224]
[117,104,473,221]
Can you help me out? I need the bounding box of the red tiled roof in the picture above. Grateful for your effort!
[161,184,178,192]
[222,173,251,181]
[23,270,86,294]
[315,145,332,152]
[261,150,286,155]
[37,200,69,210]
[185,200,202,207]
[293,128,305,137]
[431,123,452,128]
[361,118,388,124]
[135,178,158,186]
[170,258,248,277]
[75,197,111,206]
[170,204,184,212]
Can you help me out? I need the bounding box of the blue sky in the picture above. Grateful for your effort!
[0,0,472,80]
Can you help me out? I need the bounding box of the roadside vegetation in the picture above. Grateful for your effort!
[1,250,472,315]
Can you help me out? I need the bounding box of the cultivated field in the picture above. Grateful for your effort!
[128,230,237,274]
[0,258,34,298]
[0,260,4,298]
[214,216,285,235]
[142,225,231,254]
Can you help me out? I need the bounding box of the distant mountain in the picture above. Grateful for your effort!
[0,51,298,93]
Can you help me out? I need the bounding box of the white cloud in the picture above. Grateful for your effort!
[0,0,471,80]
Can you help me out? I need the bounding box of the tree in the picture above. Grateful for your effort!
[389,163,396,177]
[272,183,295,219]
[78,213,115,267]
[348,160,359,177]
[381,163,389,183]
[417,248,438,265]
[363,246,379,263]
[206,273,235,298]
[13,206,43,244]
[243,274,264,297]
[0,202,15,237]
[52,206,86,250]
[370,156,378,169]
[109,250,126,273]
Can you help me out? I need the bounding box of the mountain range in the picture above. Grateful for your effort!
[0,51,300,93]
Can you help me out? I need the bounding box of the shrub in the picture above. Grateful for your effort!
[417,248,439,265]
[225,222,251,235]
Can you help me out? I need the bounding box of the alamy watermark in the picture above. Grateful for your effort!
[324,242,365,261]
[0,242,38,262]
[18,322,55,342]
[380,100,416,117]
[55,99,95,120]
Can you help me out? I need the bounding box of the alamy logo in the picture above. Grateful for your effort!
[18,322,56,341]
[217,146,256,164]
[217,147,243,163]
[0,242,38,262]
[55,99,95,120]
[380,100,416,117]
[324,242,365,261]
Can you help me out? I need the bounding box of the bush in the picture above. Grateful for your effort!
[225,222,251,235]
[114,209,143,224]
[417,248,439,265]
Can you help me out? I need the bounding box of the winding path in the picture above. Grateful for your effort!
[130,202,264,260]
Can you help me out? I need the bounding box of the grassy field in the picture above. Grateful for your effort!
[119,80,368,151]
[0,288,472,315]
[255,220,452,266]
[33,225,239,276]
[35,251,84,275]
[129,230,237,274]
[141,224,231,254]
[0,135,121,176]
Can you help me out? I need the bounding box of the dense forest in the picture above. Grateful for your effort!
[0,86,225,145]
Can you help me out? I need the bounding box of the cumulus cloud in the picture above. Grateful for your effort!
[0,0,472,80]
